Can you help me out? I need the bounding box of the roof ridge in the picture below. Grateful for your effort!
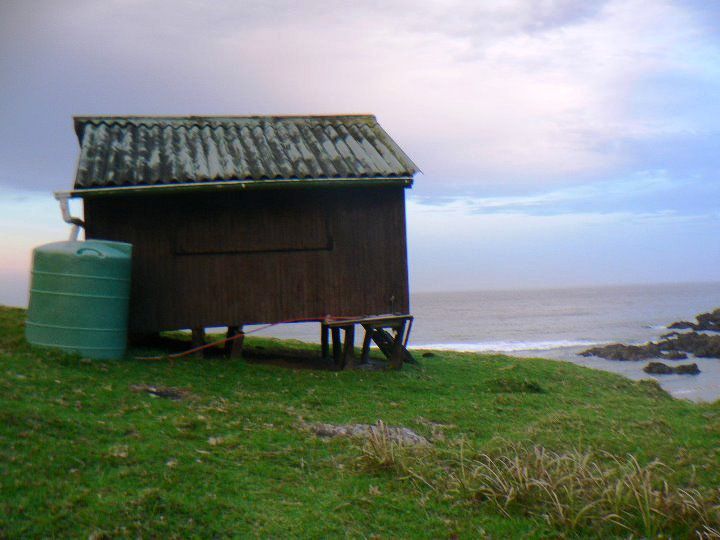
[72,114,418,189]
[74,114,377,122]
[73,115,380,139]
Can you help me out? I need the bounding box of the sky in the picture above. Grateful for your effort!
[1,0,719,306]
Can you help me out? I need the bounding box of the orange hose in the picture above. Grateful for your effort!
[134,314,359,361]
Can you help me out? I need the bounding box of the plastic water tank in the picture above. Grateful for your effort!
[25,240,132,359]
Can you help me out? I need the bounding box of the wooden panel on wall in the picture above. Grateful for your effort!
[174,194,332,255]
[83,185,410,332]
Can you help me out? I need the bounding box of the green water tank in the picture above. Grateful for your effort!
[25,240,132,359]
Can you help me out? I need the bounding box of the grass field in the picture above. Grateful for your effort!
[1,305,719,538]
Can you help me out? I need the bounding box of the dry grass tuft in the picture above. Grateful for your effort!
[358,421,437,491]
[362,420,401,469]
[447,442,720,538]
[358,435,720,537]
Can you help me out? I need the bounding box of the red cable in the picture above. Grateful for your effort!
[134,314,359,361]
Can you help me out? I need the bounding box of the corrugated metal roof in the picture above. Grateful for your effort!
[73,115,418,189]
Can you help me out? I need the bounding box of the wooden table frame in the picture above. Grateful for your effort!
[321,314,414,370]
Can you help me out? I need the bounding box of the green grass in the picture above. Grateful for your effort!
[1,305,719,538]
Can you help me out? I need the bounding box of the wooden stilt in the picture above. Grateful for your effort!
[331,327,342,368]
[225,325,244,359]
[389,321,407,369]
[342,325,356,369]
[370,329,394,357]
[191,327,205,358]
[321,323,329,360]
[325,314,415,369]
[370,327,416,366]
[360,325,373,364]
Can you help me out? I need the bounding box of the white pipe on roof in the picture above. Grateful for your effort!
[60,176,414,198]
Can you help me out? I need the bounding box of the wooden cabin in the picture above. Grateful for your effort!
[69,115,418,367]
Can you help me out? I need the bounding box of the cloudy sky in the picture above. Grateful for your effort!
[1,0,719,305]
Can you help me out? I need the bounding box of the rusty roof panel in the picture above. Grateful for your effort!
[73,115,418,189]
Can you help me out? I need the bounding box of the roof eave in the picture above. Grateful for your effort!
[64,176,414,198]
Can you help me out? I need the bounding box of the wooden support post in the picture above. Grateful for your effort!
[128,332,162,347]
[360,325,373,364]
[191,327,205,358]
[389,321,407,370]
[225,325,244,359]
[342,325,356,369]
[321,323,329,360]
[331,327,342,368]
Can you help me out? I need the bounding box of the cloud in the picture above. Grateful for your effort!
[406,196,720,291]
[1,0,718,193]
[1,0,719,298]
[0,188,70,306]
[410,170,692,216]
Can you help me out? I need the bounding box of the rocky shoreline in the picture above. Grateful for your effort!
[579,308,720,375]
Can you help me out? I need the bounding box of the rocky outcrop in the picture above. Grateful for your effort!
[643,362,700,375]
[668,321,695,330]
[660,351,688,360]
[580,333,720,361]
[662,332,720,358]
[579,344,659,361]
[668,309,720,332]
[580,308,720,361]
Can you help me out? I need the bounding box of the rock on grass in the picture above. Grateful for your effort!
[301,421,430,446]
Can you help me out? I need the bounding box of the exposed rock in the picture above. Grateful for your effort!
[667,308,720,332]
[580,328,720,361]
[696,309,720,331]
[644,362,673,374]
[643,362,700,375]
[675,363,701,375]
[661,332,720,358]
[301,420,429,446]
[579,343,659,361]
[668,321,696,330]
[659,351,688,360]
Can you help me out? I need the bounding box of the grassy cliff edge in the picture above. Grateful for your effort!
[1,306,719,538]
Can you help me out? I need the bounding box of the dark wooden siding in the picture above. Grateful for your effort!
[84,186,409,332]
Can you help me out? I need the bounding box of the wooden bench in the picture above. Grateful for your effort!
[321,314,415,370]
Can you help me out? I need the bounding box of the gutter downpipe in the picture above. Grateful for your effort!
[62,176,414,199]
[54,176,412,238]
[54,191,85,241]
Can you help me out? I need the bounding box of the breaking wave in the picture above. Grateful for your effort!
[409,340,601,353]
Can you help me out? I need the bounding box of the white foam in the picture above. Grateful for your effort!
[647,324,669,330]
[410,340,600,353]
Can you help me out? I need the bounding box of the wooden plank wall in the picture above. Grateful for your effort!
[83,186,410,332]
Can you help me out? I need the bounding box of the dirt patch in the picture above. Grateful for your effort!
[130,384,192,400]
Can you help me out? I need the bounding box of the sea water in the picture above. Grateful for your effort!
[252,282,720,402]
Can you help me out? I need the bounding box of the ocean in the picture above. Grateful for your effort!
[250,282,720,402]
